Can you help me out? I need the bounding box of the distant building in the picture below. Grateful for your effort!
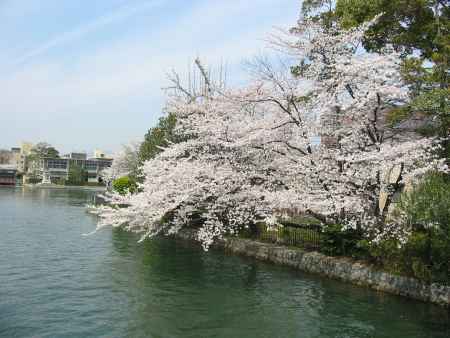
[16,142,34,173]
[39,152,113,184]
[10,147,21,166]
[64,152,88,160]
[0,165,18,186]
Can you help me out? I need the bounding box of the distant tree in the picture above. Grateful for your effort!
[100,142,141,186]
[29,142,60,160]
[25,142,60,180]
[66,164,87,186]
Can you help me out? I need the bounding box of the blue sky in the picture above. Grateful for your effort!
[0,0,301,154]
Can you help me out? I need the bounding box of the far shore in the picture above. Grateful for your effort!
[21,184,107,191]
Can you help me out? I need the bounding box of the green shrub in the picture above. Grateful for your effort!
[112,176,137,195]
[27,177,42,184]
[399,172,450,231]
[56,178,66,185]
[364,238,398,264]
[394,172,450,283]
[426,228,450,283]
[320,224,368,258]
[366,171,450,282]
[365,229,450,284]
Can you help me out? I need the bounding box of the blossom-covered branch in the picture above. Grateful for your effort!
[93,16,447,249]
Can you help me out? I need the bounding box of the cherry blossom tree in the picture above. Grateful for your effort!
[94,16,447,250]
[100,142,141,185]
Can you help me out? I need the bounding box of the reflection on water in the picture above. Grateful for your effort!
[0,187,449,338]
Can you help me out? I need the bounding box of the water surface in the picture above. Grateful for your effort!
[0,187,448,337]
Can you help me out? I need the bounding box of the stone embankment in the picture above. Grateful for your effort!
[176,229,450,307]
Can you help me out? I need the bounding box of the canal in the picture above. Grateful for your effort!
[0,187,448,338]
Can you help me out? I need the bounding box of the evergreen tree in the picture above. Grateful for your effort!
[139,113,183,162]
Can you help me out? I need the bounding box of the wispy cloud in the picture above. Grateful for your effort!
[13,0,164,66]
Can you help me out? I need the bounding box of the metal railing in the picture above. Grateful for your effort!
[242,222,322,250]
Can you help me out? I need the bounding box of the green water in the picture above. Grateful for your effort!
[0,187,448,338]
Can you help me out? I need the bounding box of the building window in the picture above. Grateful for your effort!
[47,159,68,169]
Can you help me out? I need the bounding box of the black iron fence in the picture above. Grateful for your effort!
[241,222,322,250]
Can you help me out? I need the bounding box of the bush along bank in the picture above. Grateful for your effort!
[239,217,449,288]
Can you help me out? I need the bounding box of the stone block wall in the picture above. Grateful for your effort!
[175,230,450,307]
